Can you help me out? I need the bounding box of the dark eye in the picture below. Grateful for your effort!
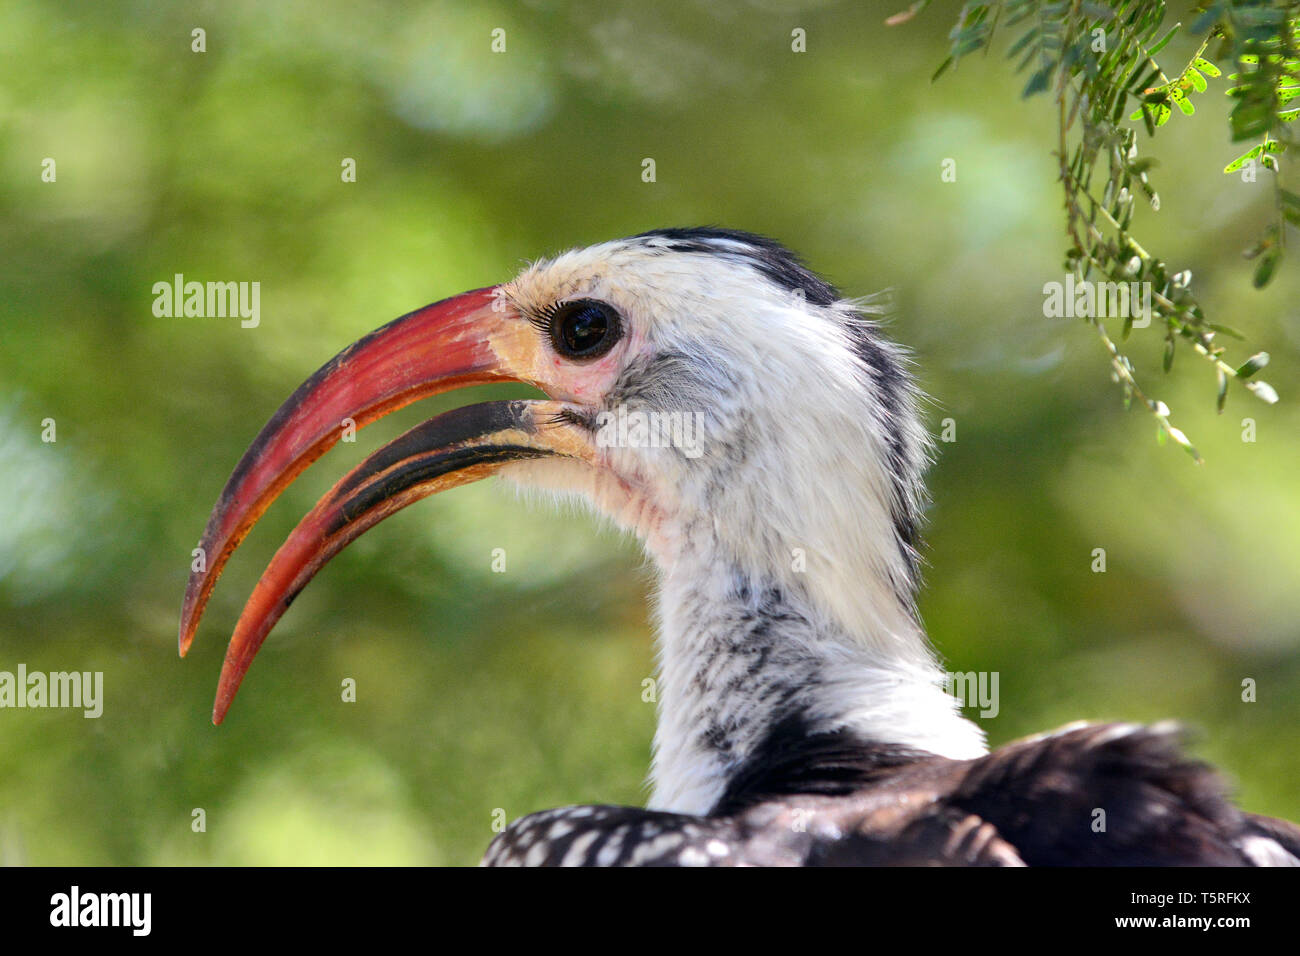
[548,300,622,360]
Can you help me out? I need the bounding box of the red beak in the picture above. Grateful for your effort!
[179,287,593,723]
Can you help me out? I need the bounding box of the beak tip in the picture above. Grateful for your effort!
[179,581,203,657]
[212,687,232,724]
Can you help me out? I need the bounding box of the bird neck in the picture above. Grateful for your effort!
[645,534,986,815]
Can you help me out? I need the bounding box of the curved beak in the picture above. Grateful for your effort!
[179,288,595,723]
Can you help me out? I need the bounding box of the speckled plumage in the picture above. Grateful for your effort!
[484,722,1296,866]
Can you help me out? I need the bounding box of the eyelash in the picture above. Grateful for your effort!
[528,301,563,334]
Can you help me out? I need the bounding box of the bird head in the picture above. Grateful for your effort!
[180,228,934,725]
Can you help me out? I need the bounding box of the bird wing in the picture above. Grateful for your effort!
[947,721,1297,866]
[482,722,1297,866]
[805,806,1026,866]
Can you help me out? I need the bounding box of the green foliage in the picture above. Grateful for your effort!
[894,0,1297,461]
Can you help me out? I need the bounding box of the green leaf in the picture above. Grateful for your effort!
[1131,101,1173,127]
[1224,144,1264,173]
[1147,23,1181,59]
[1023,64,1053,97]
[1217,368,1228,413]
[1253,250,1279,288]
[1006,26,1039,59]
[1230,102,1271,140]
[1193,57,1221,78]
[1282,190,1300,226]
[1235,352,1270,379]
[1135,102,1157,134]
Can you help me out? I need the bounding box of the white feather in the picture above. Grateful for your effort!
[499,237,985,814]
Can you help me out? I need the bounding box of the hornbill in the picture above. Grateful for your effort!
[180,227,1299,866]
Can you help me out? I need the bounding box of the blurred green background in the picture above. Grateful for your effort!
[1,0,1296,866]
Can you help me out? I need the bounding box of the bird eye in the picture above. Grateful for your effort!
[548,300,622,360]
